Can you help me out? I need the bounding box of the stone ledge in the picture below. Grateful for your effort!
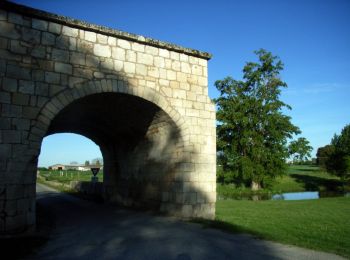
[0,1,212,60]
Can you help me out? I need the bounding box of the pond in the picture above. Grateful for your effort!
[271,191,350,201]
[218,191,350,201]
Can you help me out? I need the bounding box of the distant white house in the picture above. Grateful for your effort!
[49,164,66,170]
[48,164,102,171]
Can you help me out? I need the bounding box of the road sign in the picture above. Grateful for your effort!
[91,167,100,176]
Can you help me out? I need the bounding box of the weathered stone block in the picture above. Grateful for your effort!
[93,44,111,57]
[32,19,48,31]
[124,62,135,74]
[18,80,34,95]
[55,62,72,74]
[137,52,153,65]
[8,12,23,25]
[55,35,70,49]
[12,93,29,106]
[62,25,79,37]
[107,36,116,46]
[45,72,60,84]
[3,130,21,143]
[48,22,62,34]
[52,48,69,62]
[0,21,20,39]
[114,60,123,71]
[22,106,39,119]
[12,118,30,130]
[35,82,49,96]
[21,27,41,44]
[97,33,108,44]
[6,65,31,80]
[159,49,169,58]
[31,46,46,58]
[112,47,125,60]
[117,39,130,49]
[85,31,96,42]
[10,40,26,54]
[70,52,86,66]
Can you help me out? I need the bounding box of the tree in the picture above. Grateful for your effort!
[95,160,101,166]
[316,144,335,168]
[288,137,313,164]
[91,158,103,166]
[326,124,350,184]
[215,49,300,190]
[70,161,78,165]
[85,160,90,166]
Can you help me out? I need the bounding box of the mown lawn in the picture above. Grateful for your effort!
[215,197,350,257]
[273,165,345,193]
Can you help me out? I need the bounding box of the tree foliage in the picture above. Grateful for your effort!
[288,137,313,163]
[325,124,350,183]
[316,144,335,168]
[215,49,300,189]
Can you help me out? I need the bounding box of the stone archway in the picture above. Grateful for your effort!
[0,1,216,235]
[37,83,189,211]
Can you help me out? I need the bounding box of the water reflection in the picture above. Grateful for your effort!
[272,191,319,200]
[219,191,349,201]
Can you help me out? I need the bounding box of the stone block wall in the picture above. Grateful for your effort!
[0,2,216,235]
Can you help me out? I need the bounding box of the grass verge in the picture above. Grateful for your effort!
[206,197,350,258]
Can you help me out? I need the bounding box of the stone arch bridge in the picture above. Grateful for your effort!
[0,2,216,235]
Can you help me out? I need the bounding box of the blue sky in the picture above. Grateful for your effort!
[11,0,350,166]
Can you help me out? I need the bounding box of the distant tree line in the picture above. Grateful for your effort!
[316,124,350,185]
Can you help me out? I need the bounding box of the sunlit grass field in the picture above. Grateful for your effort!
[215,197,350,257]
[38,169,104,183]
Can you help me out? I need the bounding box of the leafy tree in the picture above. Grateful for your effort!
[326,124,350,184]
[288,137,313,164]
[91,158,103,166]
[95,159,101,166]
[215,49,300,190]
[316,144,335,168]
[85,160,90,166]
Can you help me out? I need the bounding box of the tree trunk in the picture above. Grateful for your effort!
[251,180,261,191]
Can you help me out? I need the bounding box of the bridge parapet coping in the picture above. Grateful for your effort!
[0,1,212,60]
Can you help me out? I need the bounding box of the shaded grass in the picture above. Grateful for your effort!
[213,197,350,257]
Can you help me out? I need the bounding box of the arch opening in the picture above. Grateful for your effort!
[39,133,103,170]
[43,92,183,210]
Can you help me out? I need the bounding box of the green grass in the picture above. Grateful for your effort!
[38,170,103,183]
[273,165,345,193]
[211,165,350,256]
[215,197,350,257]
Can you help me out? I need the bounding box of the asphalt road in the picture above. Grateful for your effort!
[30,183,345,260]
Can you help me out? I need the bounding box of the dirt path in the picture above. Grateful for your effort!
[30,183,345,260]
